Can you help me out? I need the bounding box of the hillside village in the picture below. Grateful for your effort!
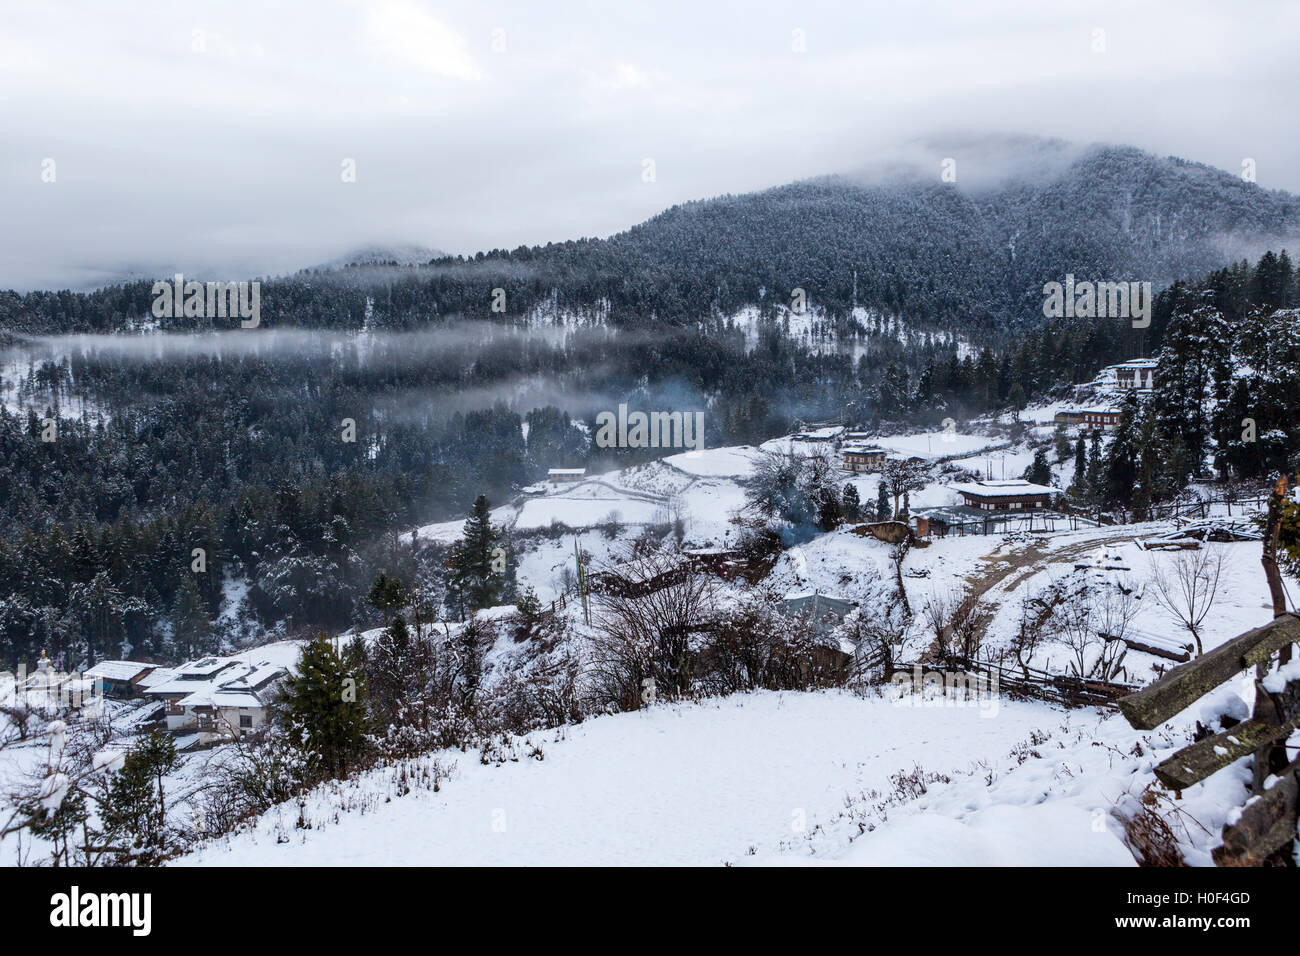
[3,357,1292,866]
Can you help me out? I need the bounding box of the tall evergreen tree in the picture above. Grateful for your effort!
[448,495,505,615]
[1102,393,1141,510]
[842,483,861,522]
[1023,448,1053,486]
[875,479,891,521]
[280,634,369,781]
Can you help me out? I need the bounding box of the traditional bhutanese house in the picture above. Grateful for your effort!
[1078,407,1121,431]
[144,657,241,732]
[83,660,158,699]
[841,442,887,472]
[145,656,287,746]
[1112,358,1157,390]
[1053,407,1119,431]
[950,478,1060,512]
[547,468,586,483]
[174,662,287,745]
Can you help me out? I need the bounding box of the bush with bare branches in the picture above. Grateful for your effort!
[1149,548,1225,656]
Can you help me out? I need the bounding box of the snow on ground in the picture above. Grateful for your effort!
[661,445,760,478]
[951,446,1037,480]
[174,685,1255,867]
[175,689,1150,867]
[976,536,1276,681]
[515,494,665,531]
[765,528,898,602]
[415,445,760,547]
[873,432,1005,461]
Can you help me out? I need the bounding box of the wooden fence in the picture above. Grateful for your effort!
[903,656,1138,710]
[1116,613,1300,866]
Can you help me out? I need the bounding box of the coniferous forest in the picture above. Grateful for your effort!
[2,145,1298,670]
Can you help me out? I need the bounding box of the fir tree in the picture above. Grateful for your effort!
[368,572,406,623]
[1023,448,1053,486]
[281,634,369,781]
[102,730,179,865]
[875,480,891,521]
[842,483,861,522]
[448,495,505,616]
[170,574,211,661]
[1053,425,1072,463]
[1102,393,1141,510]
[1086,430,1104,506]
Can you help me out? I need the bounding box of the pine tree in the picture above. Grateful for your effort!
[449,495,504,615]
[1053,425,1072,463]
[1086,431,1104,506]
[170,574,211,661]
[1102,393,1141,510]
[281,634,369,781]
[368,572,406,623]
[102,730,179,865]
[1023,448,1052,486]
[875,480,891,521]
[842,483,861,522]
[1152,300,1232,484]
[514,586,544,642]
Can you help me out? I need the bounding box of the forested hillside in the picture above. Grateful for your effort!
[1,142,1297,672]
[3,144,1296,337]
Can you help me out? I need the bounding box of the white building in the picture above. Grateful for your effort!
[1111,358,1158,391]
[144,656,287,747]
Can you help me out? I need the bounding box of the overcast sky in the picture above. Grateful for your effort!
[1,0,1296,291]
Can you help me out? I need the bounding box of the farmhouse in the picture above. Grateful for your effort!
[144,656,287,747]
[1112,358,1157,390]
[950,478,1059,511]
[1054,407,1121,431]
[1078,407,1121,430]
[547,468,586,483]
[841,442,887,472]
[83,660,158,699]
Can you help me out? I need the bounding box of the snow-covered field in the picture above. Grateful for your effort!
[175,685,1255,867]
[874,431,1005,461]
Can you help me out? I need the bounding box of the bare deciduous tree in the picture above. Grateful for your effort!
[1150,548,1225,657]
[921,589,988,664]
[881,457,932,519]
[588,555,719,710]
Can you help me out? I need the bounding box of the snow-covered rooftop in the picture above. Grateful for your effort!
[949,479,1059,498]
[83,660,155,682]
